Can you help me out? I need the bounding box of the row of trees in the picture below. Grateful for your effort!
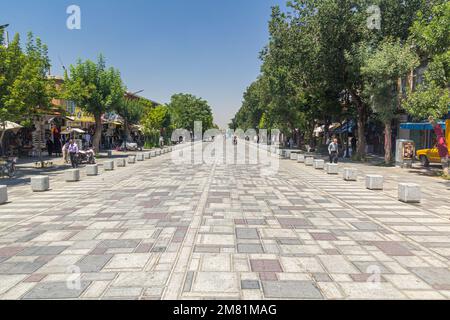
[231,0,449,163]
[1,30,216,154]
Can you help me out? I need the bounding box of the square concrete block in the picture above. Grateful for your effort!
[398,183,421,203]
[297,154,305,163]
[0,185,8,204]
[157,150,161,155]
[136,154,145,161]
[128,156,136,164]
[366,175,384,190]
[86,164,99,176]
[31,176,49,192]
[116,158,126,167]
[65,169,80,182]
[151,151,156,157]
[144,152,151,159]
[343,168,358,181]
[305,157,314,166]
[104,160,114,171]
[314,159,325,169]
[326,163,339,175]
[290,153,298,160]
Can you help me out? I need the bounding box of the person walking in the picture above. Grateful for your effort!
[68,139,79,168]
[328,138,339,164]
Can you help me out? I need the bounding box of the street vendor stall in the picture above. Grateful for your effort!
[0,121,23,156]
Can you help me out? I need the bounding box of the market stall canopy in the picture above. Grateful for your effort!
[61,128,86,135]
[0,121,23,133]
[400,122,446,131]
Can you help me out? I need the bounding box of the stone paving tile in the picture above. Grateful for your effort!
[1,147,450,299]
[262,281,323,299]
[23,281,91,299]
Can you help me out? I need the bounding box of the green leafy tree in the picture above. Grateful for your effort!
[0,32,54,156]
[404,1,450,119]
[64,55,125,152]
[168,93,214,133]
[361,39,420,163]
[114,98,145,141]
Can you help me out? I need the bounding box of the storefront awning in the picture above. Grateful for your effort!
[400,122,446,131]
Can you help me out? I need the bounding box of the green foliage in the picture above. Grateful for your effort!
[361,39,419,122]
[64,55,125,151]
[403,84,449,119]
[167,93,214,132]
[232,0,445,158]
[142,105,171,134]
[64,55,125,118]
[404,1,450,119]
[0,32,54,123]
[115,98,145,126]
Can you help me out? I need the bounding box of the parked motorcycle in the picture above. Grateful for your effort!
[0,157,17,178]
[76,148,96,165]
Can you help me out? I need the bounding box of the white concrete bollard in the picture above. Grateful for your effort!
[366,175,384,190]
[290,153,298,160]
[116,158,126,167]
[398,183,421,203]
[151,151,157,157]
[31,176,49,192]
[297,154,305,163]
[326,163,339,175]
[0,185,8,204]
[305,157,314,166]
[65,169,80,182]
[104,160,115,171]
[128,156,136,164]
[136,153,145,161]
[343,168,358,181]
[314,159,325,170]
[86,164,99,176]
[157,150,161,156]
[144,152,151,159]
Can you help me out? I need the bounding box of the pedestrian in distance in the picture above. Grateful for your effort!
[328,138,339,164]
[62,141,70,164]
[68,139,79,168]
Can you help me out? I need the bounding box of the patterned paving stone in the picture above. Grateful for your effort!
[250,260,283,272]
[1,145,450,299]
[236,228,259,240]
[241,280,260,290]
[76,255,113,273]
[262,281,323,299]
[237,244,264,254]
[411,268,450,290]
[17,246,68,256]
[23,281,91,299]
[191,272,239,293]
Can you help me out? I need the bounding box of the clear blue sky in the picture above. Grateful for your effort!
[1,0,286,128]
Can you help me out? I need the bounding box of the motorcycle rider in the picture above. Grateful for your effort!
[68,139,79,168]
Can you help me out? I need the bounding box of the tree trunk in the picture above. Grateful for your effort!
[351,90,367,159]
[93,113,102,153]
[384,120,392,164]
